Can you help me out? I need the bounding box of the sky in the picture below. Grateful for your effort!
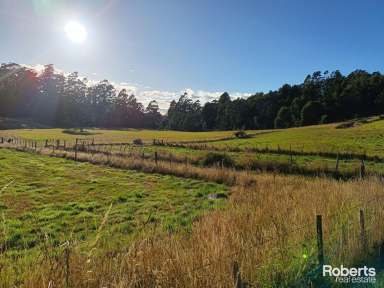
[1,0,384,110]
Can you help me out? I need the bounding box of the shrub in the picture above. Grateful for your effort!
[62,128,95,135]
[133,138,143,145]
[201,152,235,168]
[234,130,250,138]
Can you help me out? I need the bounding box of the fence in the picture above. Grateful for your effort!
[0,135,373,180]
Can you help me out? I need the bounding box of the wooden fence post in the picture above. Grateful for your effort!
[360,160,366,178]
[360,209,368,253]
[64,243,70,288]
[232,261,243,288]
[335,153,339,174]
[316,215,324,266]
[74,139,78,161]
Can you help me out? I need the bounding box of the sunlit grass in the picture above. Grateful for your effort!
[212,117,384,157]
[0,148,227,259]
[0,128,240,143]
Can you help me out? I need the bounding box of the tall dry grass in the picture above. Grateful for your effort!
[3,174,384,286]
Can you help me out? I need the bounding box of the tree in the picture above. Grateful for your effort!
[144,100,162,128]
[35,64,65,125]
[274,106,292,128]
[301,101,324,126]
[202,101,218,129]
[166,93,203,131]
[216,92,232,130]
[126,94,144,128]
[57,72,87,127]
[87,80,116,126]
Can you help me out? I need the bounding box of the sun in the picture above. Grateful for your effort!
[65,21,87,43]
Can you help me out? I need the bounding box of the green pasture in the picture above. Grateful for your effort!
[0,149,227,256]
[211,117,384,157]
[0,128,239,143]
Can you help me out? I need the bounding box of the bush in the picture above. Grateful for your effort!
[234,130,250,138]
[201,152,235,168]
[133,138,143,145]
[62,128,95,135]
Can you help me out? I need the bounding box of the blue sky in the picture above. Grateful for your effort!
[1,0,384,109]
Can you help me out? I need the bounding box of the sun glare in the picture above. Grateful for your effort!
[65,21,87,43]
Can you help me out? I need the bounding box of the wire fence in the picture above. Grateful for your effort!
[0,135,377,180]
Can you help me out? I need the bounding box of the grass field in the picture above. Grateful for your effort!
[2,149,384,286]
[2,118,384,286]
[0,149,226,254]
[211,117,384,157]
[0,128,241,143]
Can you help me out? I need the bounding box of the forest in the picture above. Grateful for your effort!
[1,63,384,131]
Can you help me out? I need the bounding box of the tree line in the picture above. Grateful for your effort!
[1,63,384,131]
[0,63,162,128]
[167,70,384,130]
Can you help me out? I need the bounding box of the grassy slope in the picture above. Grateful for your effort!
[0,149,227,254]
[212,117,384,157]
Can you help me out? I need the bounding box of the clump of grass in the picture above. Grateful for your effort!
[201,152,235,168]
[132,138,144,145]
[234,130,250,138]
